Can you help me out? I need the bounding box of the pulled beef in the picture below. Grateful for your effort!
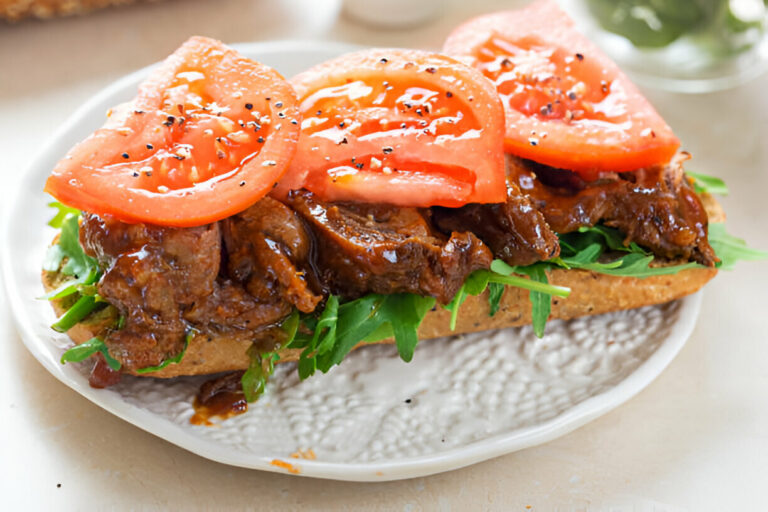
[222,197,321,313]
[285,190,493,304]
[507,155,717,266]
[79,197,317,371]
[431,181,560,266]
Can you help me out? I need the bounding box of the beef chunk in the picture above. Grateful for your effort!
[285,190,493,304]
[81,214,224,369]
[79,198,314,371]
[431,180,560,266]
[508,155,717,266]
[222,197,321,313]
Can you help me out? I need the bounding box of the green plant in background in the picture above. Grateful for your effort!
[587,0,766,54]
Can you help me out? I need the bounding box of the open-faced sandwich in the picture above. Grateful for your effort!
[41,1,763,413]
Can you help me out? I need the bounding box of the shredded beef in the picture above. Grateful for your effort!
[506,155,717,266]
[431,181,560,266]
[79,197,316,371]
[222,197,321,313]
[285,190,493,304]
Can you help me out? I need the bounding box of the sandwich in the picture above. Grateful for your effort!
[41,1,762,410]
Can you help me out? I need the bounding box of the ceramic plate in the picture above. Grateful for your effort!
[1,41,702,481]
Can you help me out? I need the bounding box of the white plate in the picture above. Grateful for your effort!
[1,41,702,482]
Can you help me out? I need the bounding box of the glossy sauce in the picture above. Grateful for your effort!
[190,371,249,426]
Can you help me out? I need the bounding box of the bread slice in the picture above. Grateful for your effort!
[43,194,723,378]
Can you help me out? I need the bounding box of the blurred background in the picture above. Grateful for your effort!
[1,0,767,509]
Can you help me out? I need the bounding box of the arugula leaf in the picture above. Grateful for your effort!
[44,212,99,279]
[287,293,435,380]
[61,337,121,371]
[47,202,82,229]
[51,294,100,333]
[445,260,570,333]
[40,268,100,301]
[241,310,300,401]
[687,172,729,196]
[709,223,768,270]
[134,330,192,374]
[487,282,505,317]
[241,347,280,402]
[514,265,551,338]
[557,225,700,278]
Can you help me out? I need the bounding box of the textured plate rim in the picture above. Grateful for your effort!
[1,40,701,482]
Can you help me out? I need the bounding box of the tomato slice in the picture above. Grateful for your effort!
[443,0,680,179]
[45,36,301,227]
[272,49,506,207]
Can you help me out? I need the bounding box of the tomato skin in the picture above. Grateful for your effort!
[273,48,507,207]
[45,37,301,227]
[443,0,680,179]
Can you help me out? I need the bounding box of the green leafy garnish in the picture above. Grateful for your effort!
[708,223,768,270]
[287,293,436,380]
[556,226,701,277]
[241,310,298,402]
[134,331,192,374]
[687,172,729,196]
[43,210,99,279]
[241,348,280,402]
[445,261,571,331]
[51,294,100,333]
[513,264,552,338]
[487,282,505,317]
[47,201,81,229]
[60,337,121,371]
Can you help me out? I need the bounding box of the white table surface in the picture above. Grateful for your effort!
[1,0,766,509]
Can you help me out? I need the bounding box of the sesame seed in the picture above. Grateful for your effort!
[245,103,253,110]
[446,91,453,98]
[528,137,539,146]
[121,152,130,159]
[339,121,345,128]
[316,110,322,115]
[278,112,285,118]
[379,57,388,64]
[575,53,584,61]
[382,146,393,154]
[146,144,154,150]
[425,67,436,73]
[240,180,246,186]
[275,101,283,108]
[355,162,364,170]
[257,136,265,143]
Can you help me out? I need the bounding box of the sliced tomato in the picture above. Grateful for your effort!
[45,36,300,227]
[443,0,680,179]
[272,49,506,207]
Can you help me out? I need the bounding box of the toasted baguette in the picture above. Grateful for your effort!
[43,195,724,378]
[0,0,151,21]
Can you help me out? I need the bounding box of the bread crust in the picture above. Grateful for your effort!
[43,194,723,378]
